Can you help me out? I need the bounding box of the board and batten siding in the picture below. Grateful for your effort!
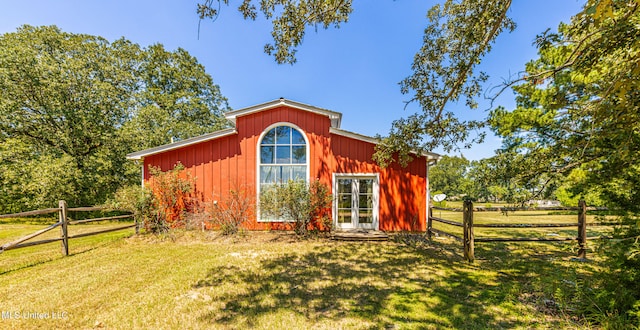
[142,105,427,231]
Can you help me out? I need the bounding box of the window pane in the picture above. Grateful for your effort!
[292,146,306,163]
[291,129,305,144]
[281,167,292,183]
[262,128,275,144]
[260,146,274,164]
[260,166,279,184]
[292,166,306,180]
[276,146,291,164]
[276,126,291,144]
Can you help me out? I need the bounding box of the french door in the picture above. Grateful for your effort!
[334,175,379,230]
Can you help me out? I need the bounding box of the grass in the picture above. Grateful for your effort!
[0,215,609,330]
[431,207,615,243]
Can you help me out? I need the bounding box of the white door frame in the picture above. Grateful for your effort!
[332,173,379,230]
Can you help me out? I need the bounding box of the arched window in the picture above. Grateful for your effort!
[258,124,309,220]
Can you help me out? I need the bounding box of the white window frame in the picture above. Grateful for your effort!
[256,122,310,222]
[332,173,380,230]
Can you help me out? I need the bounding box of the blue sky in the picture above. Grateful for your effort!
[0,1,584,160]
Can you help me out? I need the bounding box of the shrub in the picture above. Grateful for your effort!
[105,184,154,229]
[146,163,200,232]
[593,221,640,326]
[260,179,332,236]
[206,186,255,235]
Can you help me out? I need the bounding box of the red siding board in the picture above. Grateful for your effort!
[142,105,429,232]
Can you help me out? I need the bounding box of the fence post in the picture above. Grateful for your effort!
[134,213,140,235]
[59,200,69,256]
[577,199,587,259]
[463,200,475,262]
[427,207,433,240]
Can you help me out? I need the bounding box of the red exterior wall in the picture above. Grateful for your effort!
[143,105,428,231]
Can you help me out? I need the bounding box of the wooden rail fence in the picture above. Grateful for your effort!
[428,200,620,262]
[0,200,136,256]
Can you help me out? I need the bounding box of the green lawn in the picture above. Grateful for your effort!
[0,217,606,329]
[431,207,614,243]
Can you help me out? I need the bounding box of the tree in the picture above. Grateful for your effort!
[0,25,230,211]
[428,155,470,198]
[198,0,515,166]
[488,0,639,210]
[486,2,640,322]
[465,153,556,204]
[123,44,229,150]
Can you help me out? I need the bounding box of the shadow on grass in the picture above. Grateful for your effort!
[191,236,592,328]
[0,231,132,275]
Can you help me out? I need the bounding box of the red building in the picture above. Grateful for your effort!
[127,99,440,231]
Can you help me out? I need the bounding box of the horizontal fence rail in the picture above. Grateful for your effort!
[428,200,624,262]
[0,200,135,256]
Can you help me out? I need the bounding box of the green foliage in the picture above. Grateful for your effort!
[429,155,471,198]
[105,184,154,226]
[206,186,255,235]
[486,1,640,324]
[0,25,229,212]
[122,44,230,151]
[488,0,640,210]
[198,0,353,65]
[554,167,604,207]
[374,0,515,167]
[198,1,515,167]
[105,166,198,234]
[565,221,640,327]
[260,179,332,235]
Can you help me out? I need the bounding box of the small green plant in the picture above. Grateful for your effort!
[434,200,448,208]
[105,184,154,231]
[260,179,332,236]
[206,186,255,235]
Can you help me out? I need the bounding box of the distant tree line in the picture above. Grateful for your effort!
[429,155,603,206]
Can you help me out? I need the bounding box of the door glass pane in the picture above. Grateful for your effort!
[360,179,373,193]
[338,194,352,209]
[357,179,374,225]
[338,179,352,194]
[359,194,373,209]
[338,211,351,223]
[359,209,373,223]
[337,178,353,224]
